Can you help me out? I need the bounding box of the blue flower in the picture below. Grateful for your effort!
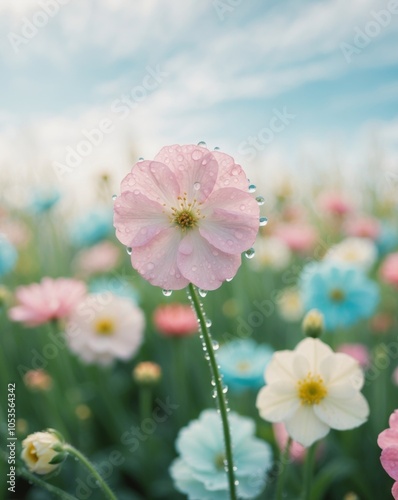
[0,234,17,278]
[300,261,379,331]
[70,208,113,247]
[89,277,140,304]
[376,222,398,255]
[218,339,274,392]
[30,189,61,214]
[170,409,272,499]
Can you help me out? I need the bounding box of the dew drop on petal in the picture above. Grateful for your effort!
[162,289,172,297]
[226,277,233,282]
[126,247,132,255]
[256,195,265,205]
[245,248,255,259]
[248,184,256,193]
[198,289,208,297]
[259,217,268,227]
[239,204,246,211]
[214,146,220,150]
[112,194,117,201]
[193,182,201,191]
[197,140,207,147]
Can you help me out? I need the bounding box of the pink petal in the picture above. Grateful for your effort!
[154,144,218,203]
[378,429,398,450]
[176,230,241,290]
[199,188,259,254]
[390,410,398,431]
[381,447,398,481]
[121,160,180,206]
[114,191,168,247]
[212,151,248,191]
[130,227,189,290]
[392,482,398,499]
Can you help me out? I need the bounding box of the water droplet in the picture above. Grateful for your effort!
[206,318,212,327]
[212,340,219,351]
[248,184,256,193]
[198,289,208,297]
[226,277,233,282]
[259,217,268,227]
[126,247,132,255]
[234,480,240,486]
[112,194,117,201]
[138,157,144,161]
[162,289,172,297]
[222,385,228,394]
[211,378,216,386]
[212,389,217,398]
[204,353,210,361]
[193,182,201,191]
[197,141,207,147]
[256,195,265,205]
[214,146,220,150]
[245,248,255,259]
[232,466,238,471]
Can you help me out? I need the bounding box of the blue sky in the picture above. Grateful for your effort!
[0,0,397,197]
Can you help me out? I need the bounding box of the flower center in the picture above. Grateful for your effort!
[94,317,115,335]
[214,452,225,470]
[27,443,39,464]
[297,373,327,405]
[236,360,250,372]
[169,194,203,231]
[329,288,345,302]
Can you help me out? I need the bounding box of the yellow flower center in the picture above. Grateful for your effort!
[94,318,115,335]
[329,288,345,302]
[214,452,225,470]
[27,443,39,464]
[169,193,203,231]
[297,373,327,405]
[236,361,250,372]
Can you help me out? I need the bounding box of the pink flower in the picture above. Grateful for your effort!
[273,422,306,462]
[317,192,353,216]
[378,410,398,498]
[273,223,317,253]
[153,303,198,337]
[344,216,380,240]
[113,144,259,290]
[73,241,121,276]
[380,253,398,289]
[337,343,370,369]
[8,277,87,327]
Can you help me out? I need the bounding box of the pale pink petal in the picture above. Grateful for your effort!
[320,352,364,390]
[314,391,369,430]
[199,188,259,254]
[176,230,241,290]
[392,481,398,499]
[295,338,333,373]
[130,228,189,290]
[381,447,398,481]
[154,144,218,202]
[390,410,398,430]
[285,406,330,447]
[212,151,248,191]
[265,351,298,384]
[256,384,300,422]
[378,428,398,450]
[113,191,169,247]
[121,160,180,205]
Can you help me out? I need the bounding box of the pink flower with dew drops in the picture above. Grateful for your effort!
[378,410,398,499]
[113,144,260,290]
[8,277,87,327]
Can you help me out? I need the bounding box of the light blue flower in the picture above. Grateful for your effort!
[89,277,140,304]
[376,222,398,255]
[218,339,274,393]
[70,208,113,247]
[30,189,61,214]
[300,261,379,331]
[170,409,272,500]
[0,234,17,278]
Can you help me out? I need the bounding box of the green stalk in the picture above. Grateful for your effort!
[275,436,292,500]
[17,467,76,500]
[188,283,237,500]
[301,442,317,500]
[64,445,117,500]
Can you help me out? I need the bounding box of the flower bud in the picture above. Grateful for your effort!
[21,429,66,475]
[302,309,324,338]
[133,361,162,385]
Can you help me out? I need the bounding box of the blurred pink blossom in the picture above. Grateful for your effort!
[0,219,30,247]
[380,253,398,289]
[153,303,198,337]
[317,192,353,216]
[113,144,259,290]
[370,312,394,334]
[337,343,370,369]
[344,216,380,240]
[9,277,87,327]
[273,223,317,253]
[273,422,306,462]
[378,410,398,499]
[73,241,121,276]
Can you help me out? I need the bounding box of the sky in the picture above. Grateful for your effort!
[0,0,397,207]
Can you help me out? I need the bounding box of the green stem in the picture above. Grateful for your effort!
[276,437,292,500]
[302,443,317,500]
[188,283,237,500]
[139,386,152,422]
[64,445,117,500]
[17,467,76,500]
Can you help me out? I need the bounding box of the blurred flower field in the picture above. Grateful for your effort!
[1,147,398,500]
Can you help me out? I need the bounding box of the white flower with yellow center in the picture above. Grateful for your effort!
[324,237,377,271]
[256,337,369,447]
[65,293,145,365]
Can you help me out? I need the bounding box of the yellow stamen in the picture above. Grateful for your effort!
[297,373,327,405]
[94,318,115,336]
[329,288,345,302]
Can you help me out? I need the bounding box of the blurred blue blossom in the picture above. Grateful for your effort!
[0,234,17,277]
[70,208,113,247]
[170,409,272,499]
[30,189,61,214]
[218,339,274,393]
[376,222,398,255]
[89,276,139,304]
[300,261,379,331]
